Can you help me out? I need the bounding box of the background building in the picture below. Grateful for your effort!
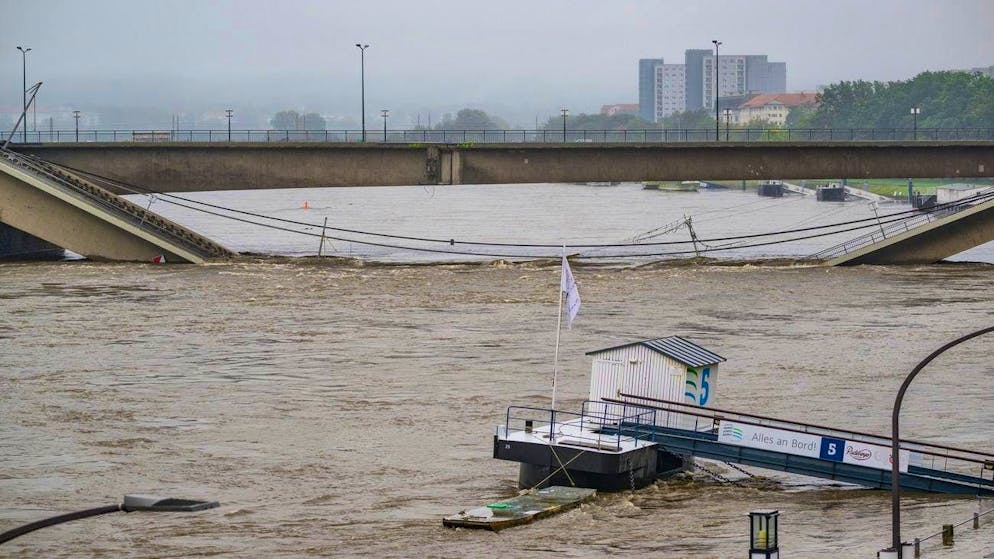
[970,65,994,78]
[638,58,664,122]
[600,103,639,116]
[730,92,817,126]
[639,49,787,121]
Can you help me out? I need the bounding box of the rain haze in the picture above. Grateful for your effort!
[2,0,993,128]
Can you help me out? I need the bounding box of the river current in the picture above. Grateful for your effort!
[2,183,993,557]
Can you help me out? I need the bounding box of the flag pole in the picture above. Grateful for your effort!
[551,245,566,412]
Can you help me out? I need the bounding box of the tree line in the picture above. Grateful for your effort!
[266,71,994,133]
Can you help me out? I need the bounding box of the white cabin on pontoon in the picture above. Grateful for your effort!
[586,336,726,430]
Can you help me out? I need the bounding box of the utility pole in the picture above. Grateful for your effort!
[561,108,568,142]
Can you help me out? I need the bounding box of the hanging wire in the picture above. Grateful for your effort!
[31,156,994,260]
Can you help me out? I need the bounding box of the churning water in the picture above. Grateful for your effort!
[2,184,994,557]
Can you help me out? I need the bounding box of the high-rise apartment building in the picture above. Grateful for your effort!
[639,49,787,121]
[638,58,664,122]
[654,64,686,120]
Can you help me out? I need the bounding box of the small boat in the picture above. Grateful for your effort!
[816,183,846,201]
[642,181,700,192]
[757,180,784,197]
[443,486,596,531]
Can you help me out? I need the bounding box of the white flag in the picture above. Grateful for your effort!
[561,254,581,329]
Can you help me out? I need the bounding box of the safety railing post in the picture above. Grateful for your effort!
[550,409,556,441]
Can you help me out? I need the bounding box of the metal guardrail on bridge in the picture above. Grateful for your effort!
[4,127,994,144]
[806,189,994,261]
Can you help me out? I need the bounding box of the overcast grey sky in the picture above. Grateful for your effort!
[2,0,992,126]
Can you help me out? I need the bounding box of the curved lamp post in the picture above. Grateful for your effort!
[889,326,994,558]
[0,494,218,546]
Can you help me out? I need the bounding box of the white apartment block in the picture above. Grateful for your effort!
[703,55,747,110]
[654,64,686,120]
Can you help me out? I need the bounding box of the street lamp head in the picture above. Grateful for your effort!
[910,107,921,115]
[712,39,721,47]
[122,494,220,512]
[356,43,369,49]
[17,46,31,53]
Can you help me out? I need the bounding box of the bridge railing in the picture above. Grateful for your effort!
[807,189,994,260]
[498,404,658,450]
[4,127,994,144]
[607,395,994,483]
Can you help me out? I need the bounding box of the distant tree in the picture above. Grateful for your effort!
[301,112,326,130]
[785,105,817,128]
[660,109,715,129]
[271,110,300,130]
[540,113,656,131]
[270,110,328,130]
[434,109,507,130]
[802,71,994,129]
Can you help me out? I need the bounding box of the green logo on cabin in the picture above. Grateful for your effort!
[685,367,711,406]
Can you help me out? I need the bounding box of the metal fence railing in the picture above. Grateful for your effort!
[806,189,994,261]
[4,127,994,144]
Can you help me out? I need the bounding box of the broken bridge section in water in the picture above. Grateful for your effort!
[808,189,994,265]
[0,148,234,262]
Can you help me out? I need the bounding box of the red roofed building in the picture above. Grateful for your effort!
[600,104,640,117]
[731,92,818,126]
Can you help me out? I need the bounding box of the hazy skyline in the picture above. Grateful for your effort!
[3,0,993,127]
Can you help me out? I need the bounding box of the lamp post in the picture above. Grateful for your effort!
[73,110,80,142]
[561,108,568,142]
[355,43,369,142]
[16,46,31,143]
[886,326,994,558]
[723,108,732,141]
[225,109,233,141]
[0,494,219,545]
[712,39,721,142]
[380,109,389,142]
[910,106,921,140]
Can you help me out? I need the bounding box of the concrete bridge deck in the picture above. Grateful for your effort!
[0,149,234,262]
[16,141,994,193]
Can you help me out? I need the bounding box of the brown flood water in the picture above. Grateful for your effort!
[2,259,993,557]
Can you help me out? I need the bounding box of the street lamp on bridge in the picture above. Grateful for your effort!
[712,39,721,142]
[356,43,370,142]
[16,46,31,143]
[225,109,233,141]
[73,110,81,142]
[723,108,733,141]
[560,108,568,142]
[381,109,389,142]
[910,106,921,140]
